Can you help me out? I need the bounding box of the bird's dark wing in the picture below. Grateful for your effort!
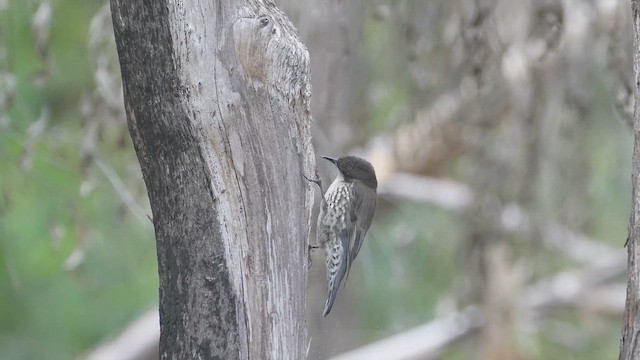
[349,181,377,267]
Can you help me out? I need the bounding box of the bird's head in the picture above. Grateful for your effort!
[322,155,378,190]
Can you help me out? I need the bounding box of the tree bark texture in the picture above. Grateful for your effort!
[621,2,640,359]
[110,1,314,359]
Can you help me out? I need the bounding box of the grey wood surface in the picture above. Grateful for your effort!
[110,1,315,358]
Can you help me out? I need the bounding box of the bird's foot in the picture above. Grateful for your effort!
[302,172,327,207]
[307,243,321,270]
[302,173,323,192]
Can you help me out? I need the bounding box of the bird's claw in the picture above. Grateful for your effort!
[302,173,322,190]
[302,172,327,208]
[307,243,320,270]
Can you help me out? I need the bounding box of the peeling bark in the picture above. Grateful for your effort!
[110,1,314,359]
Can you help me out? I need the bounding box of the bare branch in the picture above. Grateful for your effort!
[379,172,619,265]
[94,156,149,224]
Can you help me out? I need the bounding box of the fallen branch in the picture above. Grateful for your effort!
[330,306,484,360]
[83,308,159,360]
[329,254,626,360]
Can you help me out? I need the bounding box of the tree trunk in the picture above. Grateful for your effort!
[110,1,314,359]
[620,1,640,359]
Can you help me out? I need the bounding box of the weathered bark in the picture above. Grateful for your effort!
[620,2,640,359]
[110,1,314,359]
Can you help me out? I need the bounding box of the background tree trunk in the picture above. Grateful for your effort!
[620,1,640,359]
[280,0,366,153]
[278,1,367,357]
[110,1,314,359]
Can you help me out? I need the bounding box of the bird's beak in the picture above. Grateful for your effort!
[321,156,338,164]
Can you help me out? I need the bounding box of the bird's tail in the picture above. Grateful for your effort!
[322,280,340,316]
[323,231,350,316]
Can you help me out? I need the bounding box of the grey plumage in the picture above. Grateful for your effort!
[317,155,377,316]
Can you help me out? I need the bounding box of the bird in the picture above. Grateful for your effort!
[314,155,377,316]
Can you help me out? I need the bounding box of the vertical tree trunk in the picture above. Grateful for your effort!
[620,2,640,359]
[110,1,314,359]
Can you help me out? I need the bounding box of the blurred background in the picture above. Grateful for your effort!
[0,0,633,359]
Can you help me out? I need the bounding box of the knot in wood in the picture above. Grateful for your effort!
[233,14,275,82]
[233,11,310,105]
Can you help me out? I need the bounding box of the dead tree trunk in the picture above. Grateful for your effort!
[110,1,314,359]
[620,2,640,359]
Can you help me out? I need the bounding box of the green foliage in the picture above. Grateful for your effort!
[0,1,633,359]
[358,203,463,333]
[0,1,157,359]
[352,2,632,359]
